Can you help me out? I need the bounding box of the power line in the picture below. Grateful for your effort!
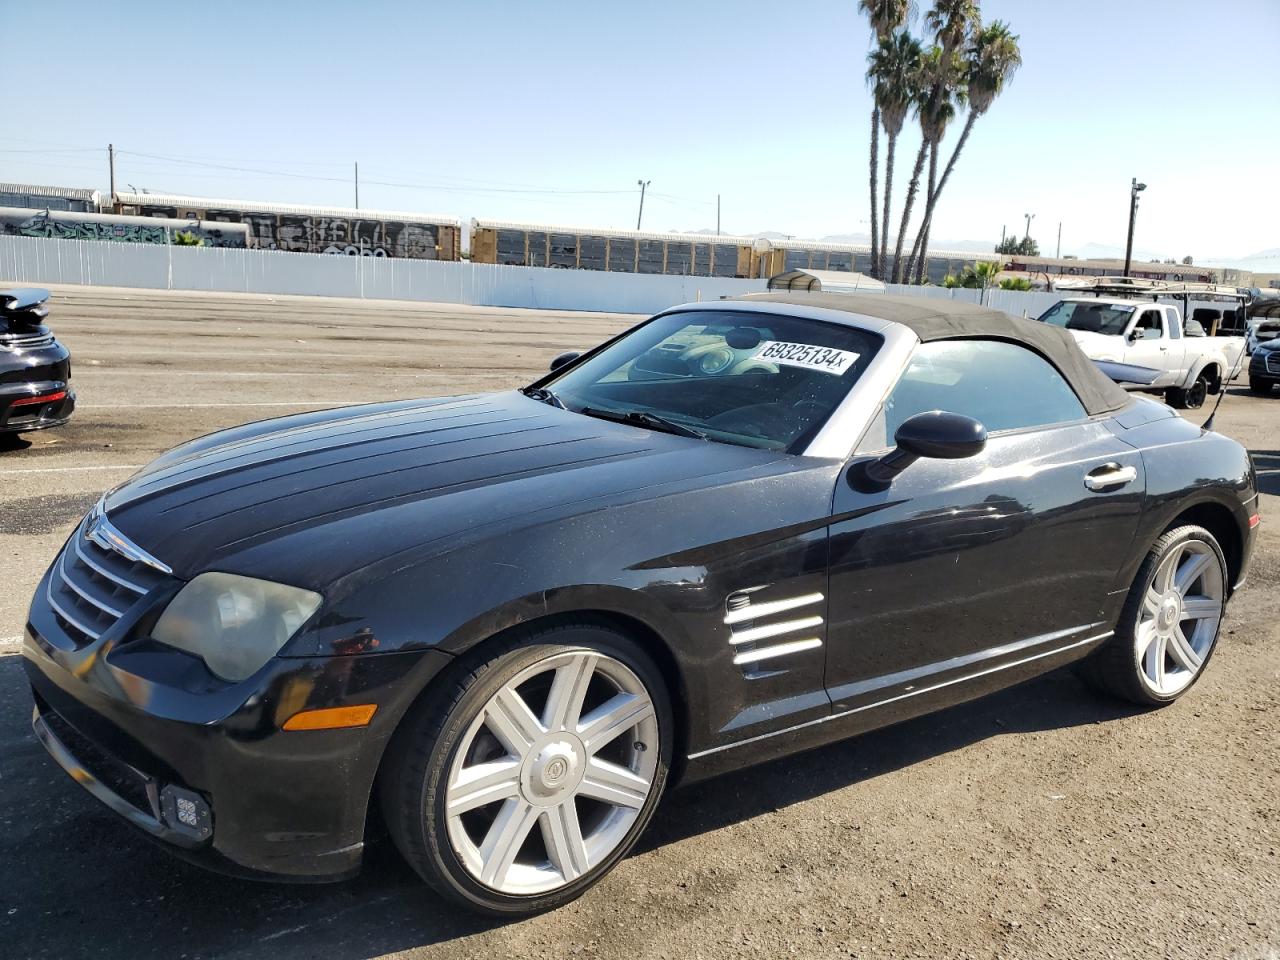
[0,148,103,155]
[115,149,636,197]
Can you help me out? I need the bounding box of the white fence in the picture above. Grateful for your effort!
[881,283,1064,318]
[0,235,764,315]
[0,234,1234,321]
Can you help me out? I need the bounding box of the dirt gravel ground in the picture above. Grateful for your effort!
[0,285,1276,960]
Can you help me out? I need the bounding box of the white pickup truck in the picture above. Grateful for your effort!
[1038,297,1247,409]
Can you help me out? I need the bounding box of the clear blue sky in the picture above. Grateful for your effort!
[2,0,1276,262]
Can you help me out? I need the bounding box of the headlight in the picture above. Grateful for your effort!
[152,573,323,682]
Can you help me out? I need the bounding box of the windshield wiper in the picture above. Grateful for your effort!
[521,386,566,409]
[579,406,707,441]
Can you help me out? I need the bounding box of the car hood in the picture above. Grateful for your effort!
[103,392,790,587]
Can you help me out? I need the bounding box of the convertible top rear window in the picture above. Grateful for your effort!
[546,310,883,451]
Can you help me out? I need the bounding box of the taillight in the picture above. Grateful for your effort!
[10,389,67,408]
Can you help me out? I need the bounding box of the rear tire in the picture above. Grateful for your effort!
[378,622,672,916]
[1078,525,1226,707]
[1167,374,1208,409]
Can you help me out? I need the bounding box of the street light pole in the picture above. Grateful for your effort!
[1023,212,1035,241]
[636,180,651,230]
[1124,177,1147,277]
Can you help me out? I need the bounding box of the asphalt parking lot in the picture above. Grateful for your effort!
[1,286,1277,960]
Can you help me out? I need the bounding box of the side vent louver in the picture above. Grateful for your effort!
[724,590,824,669]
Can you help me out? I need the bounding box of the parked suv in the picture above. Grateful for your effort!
[1248,337,1280,395]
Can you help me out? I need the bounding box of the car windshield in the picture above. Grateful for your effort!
[542,310,882,451]
[1039,300,1135,335]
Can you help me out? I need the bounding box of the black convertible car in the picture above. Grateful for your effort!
[1,288,75,439]
[24,294,1257,915]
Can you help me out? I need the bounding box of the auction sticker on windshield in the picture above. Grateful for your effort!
[753,341,859,376]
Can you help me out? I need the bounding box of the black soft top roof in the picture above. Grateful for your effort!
[737,292,1132,417]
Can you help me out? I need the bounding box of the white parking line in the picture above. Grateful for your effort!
[0,464,141,476]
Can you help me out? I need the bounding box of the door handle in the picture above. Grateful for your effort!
[1084,463,1137,491]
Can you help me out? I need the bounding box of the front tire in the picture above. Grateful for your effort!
[379,623,672,915]
[1249,377,1273,395]
[1079,525,1227,706]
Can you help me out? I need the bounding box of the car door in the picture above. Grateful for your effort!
[1123,307,1177,386]
[823,338,1147,711]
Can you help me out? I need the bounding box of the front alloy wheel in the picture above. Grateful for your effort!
[445,650,659,894]
[381,624,671,914]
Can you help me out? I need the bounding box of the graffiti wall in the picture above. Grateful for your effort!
[129,203,444,259]
[0,209,248,248]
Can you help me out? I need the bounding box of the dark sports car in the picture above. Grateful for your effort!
[24,294,1258,915]
[1,288,75,438]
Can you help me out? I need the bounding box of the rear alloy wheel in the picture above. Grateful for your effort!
[380,625,671,915]
[1079,525,1227,706]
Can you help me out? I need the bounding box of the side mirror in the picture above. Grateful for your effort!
[1126,328,1143,343]
[549,351,581,372]
[851,411,987,492]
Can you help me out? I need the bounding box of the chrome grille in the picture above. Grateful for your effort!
[47,514,172,645]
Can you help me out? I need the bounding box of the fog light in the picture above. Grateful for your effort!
[160,785,212,841]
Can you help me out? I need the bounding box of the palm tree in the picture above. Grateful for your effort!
[885,43,947,284]
[867,31,923,281]
[910,19,1022,282]
[925,0,977,60]
[893,45,961,283]
[888,0,977,284]
[858,0,914,278]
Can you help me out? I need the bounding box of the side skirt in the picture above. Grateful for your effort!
[680,628,1112,784]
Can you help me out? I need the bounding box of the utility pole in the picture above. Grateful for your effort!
[999,224,1006,250]
[1123,177,1147,277]
[108,144,116,200]
[716,194,721,236]
[636,179,651,230]
[354,161,360,209]
[1056,221,1062,259]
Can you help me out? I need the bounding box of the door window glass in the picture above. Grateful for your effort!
[1133,309,1164,339]
[861,339,1087,451]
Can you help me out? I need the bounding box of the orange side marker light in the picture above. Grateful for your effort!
[283,704,378,731]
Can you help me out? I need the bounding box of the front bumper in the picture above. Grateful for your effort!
[1248,351,1280,384]
[23,605,453,881]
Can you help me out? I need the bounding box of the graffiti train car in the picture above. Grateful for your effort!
[0,207,249,247]
[112,192,461,260]
[470,220,758,277]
